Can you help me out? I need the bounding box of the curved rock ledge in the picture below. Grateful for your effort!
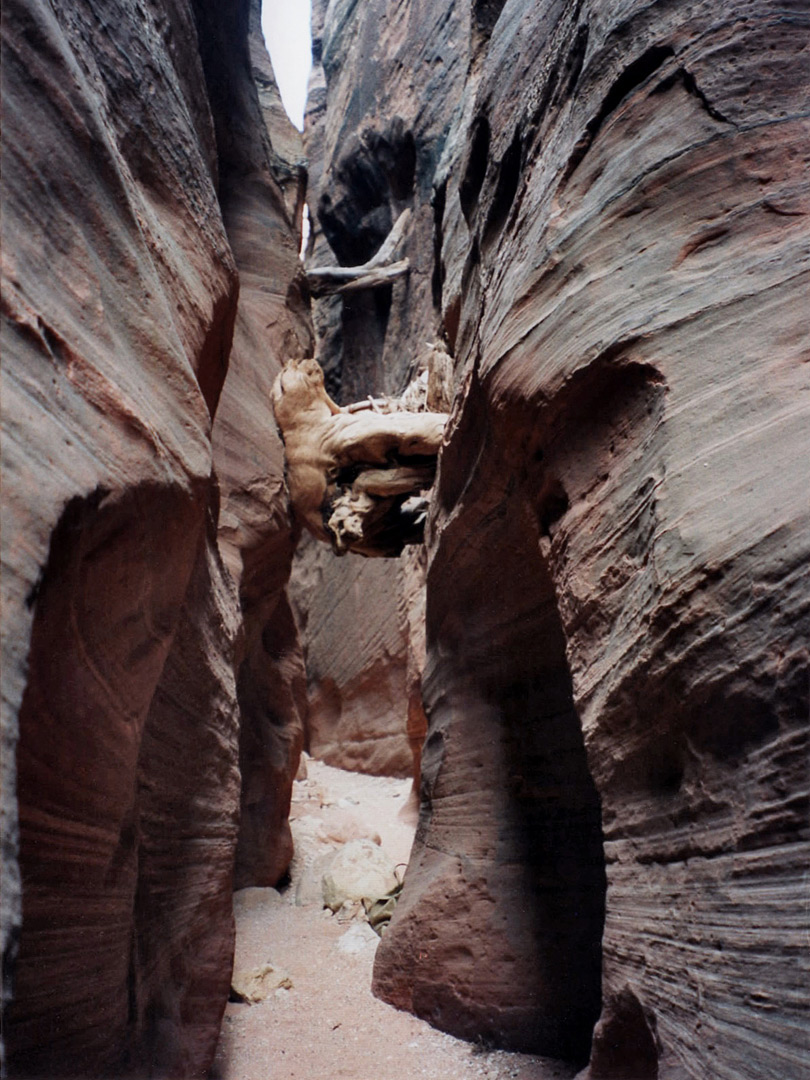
[307,0,810,1076]
[1,0,311,1073]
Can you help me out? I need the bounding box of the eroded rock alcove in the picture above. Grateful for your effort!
[2,0,309,1073]
[2,0,808,1078]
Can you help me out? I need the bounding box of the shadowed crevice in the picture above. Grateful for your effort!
[561,44,675,186]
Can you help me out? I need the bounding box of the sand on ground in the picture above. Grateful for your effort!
[211,758,579,1080]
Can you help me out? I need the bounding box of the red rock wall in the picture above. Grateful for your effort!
[206,0,312,891]
[289,536,416,778]
[1,0,309,1074]
[309,0,810,1076]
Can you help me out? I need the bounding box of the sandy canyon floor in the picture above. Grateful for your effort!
[211,758,579,1080]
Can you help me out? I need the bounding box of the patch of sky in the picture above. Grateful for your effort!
[260,0,313,131]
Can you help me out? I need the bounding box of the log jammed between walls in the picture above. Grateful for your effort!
[272,356,448,559]
[306,209,412,297]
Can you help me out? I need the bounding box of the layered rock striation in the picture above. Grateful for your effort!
[4,0,808,1076]
[1,0,309,1074]
[207,0,312,893]
[309,1,810,1077]
[290,536,419,777]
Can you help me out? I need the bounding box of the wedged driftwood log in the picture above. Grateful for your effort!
[272,357,447,557]
[306,209,411,297]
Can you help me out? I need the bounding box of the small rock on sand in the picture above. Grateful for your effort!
[230,961,293,1004]
[336,923,380,954]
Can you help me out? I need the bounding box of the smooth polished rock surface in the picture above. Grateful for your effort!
[210,0,312,890]
[1,0,309,1073]
[290,535,415,777]
[309,1,810,1077]
[2,0,235,1069]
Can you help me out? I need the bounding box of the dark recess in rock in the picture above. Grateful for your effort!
[459,115,490,224]
[471,0,508,57]
[431,179,448,311]
[7,483,237,1078]
[318,150,393,267]
[371,118,417,203]
[473,0,508,40]
[559,24,590,103]
[482,127,523,248]
[587,985,660,1079]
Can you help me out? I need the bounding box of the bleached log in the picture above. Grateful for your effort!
[308,260,410,297]
[272,356,448,558]
[363,208,411,269]
[306,209,412,297]
[343,397,389,414]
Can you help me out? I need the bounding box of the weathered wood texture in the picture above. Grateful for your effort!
[273,357,446,558]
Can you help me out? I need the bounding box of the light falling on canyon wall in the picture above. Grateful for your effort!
[303,0,810,1077]
[1,0,808,1078]
[2,0,309,1074]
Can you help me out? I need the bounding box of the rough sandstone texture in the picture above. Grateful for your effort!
[290,536,417,777]
[208,0,313,890]
[310,1,810,1077]
[1,0,308,1074]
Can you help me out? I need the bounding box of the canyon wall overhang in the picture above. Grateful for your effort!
[1,0,311,1073]
[308,0,810,1075]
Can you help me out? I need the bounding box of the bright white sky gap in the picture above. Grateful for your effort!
[260,0,313,131]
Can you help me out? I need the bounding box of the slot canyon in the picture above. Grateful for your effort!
[1,0,808,1077]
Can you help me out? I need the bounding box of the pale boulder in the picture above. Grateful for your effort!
[322,840,399,912]
[336,923,380,955]
[233,887,284,919]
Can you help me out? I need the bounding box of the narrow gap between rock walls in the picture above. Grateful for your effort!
[212,755,585,1079]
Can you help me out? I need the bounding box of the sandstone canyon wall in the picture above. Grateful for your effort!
[309,1,810,1077]
[292,0,467,780]
[206,0,312,892]
[1,0,309,1075]
[288,526,431,781]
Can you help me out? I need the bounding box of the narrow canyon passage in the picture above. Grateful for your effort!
[211,759,580,1080]
[3,0,807,1077]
